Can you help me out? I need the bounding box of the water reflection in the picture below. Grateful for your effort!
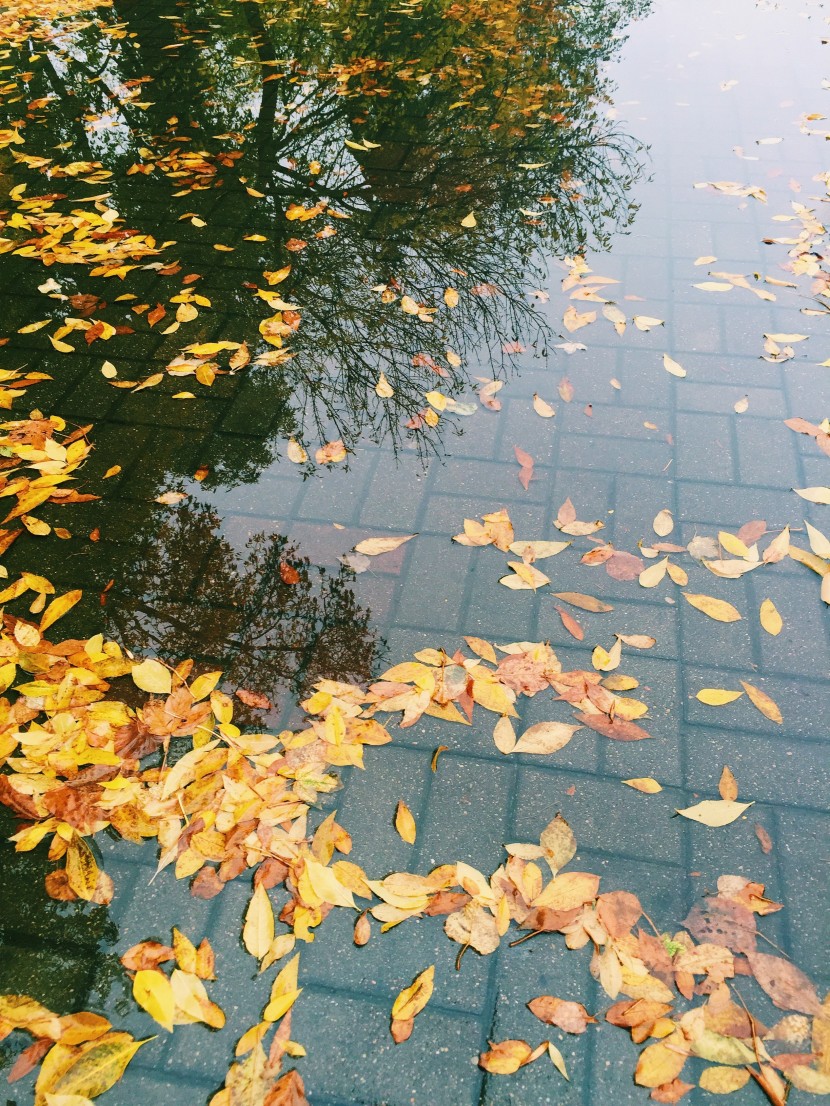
[1,0,649,465]
[100,501,385,722]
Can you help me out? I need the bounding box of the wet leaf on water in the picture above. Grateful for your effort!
[675,800,753,827]
[394,801,416,844]
[623,777,662,793]
[739,680,783,724]
[759,598,782,636]
[696,688,743,706]
[682,593,741,622]
[354,534,416,556]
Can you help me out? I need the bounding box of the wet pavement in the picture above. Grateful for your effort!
[0,0,828,1102]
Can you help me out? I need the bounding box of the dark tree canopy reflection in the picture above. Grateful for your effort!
[1,0,650,470]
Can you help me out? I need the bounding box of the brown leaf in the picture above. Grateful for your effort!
[555,606,584,640]
[575,712,653,741]
[747,952,822,1015]
[527,996,596,1034]
[553,592,613,612]
[265,1070,310,1106]
[235,688,273,710]
[718,765,738,802]
[754,824,773,854]
[479,1039,534,1074]
[597,890,643,937]
[650,1080,694,1103]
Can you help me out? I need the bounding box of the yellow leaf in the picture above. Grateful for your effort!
[623,777,663,794]
[263,953,301,1022]
[461,212,477,227]
[133,970,174,1031]
[696,689,743,706]
[392,966,434,1020]
[493,715,517,754]
[806,521,830,559]
[699,1066,751,1093]
[759,599,782,636]
[634,1034,688,1087]
[653,509,673,536]
[639,557,668,588]
[533,393,555,418]
[740,680,783,724]
[37,1033,147,1099]
[719,531,750,558]
[662,354,686,377]
[395,800,416,844]
[243,883,274,961]
[65,836,99,901]
[547,1041,569,1080]
[131,658,172,695]
[444,287,459,308]
[354,534,416,556]
[286,439,307,464]
[49,336,75,353]
[375,372,394,398]
[793,486,830,505]
[683,593,741,622]
[40,589,82,633]
[676,799,753,827]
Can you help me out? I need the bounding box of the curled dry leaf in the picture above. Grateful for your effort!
[479,1039,534,1075]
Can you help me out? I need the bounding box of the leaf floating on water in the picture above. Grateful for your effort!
[390,965,434,1043]
[243,883,275,961]
[512,721,580,755]
[718,765,739,802]
[460,212,477,227]
[675,800,753,827]
[354,534,416,556]
[623,777,662,793]
[662,354,686,378]
[698,1066,751,1093]
[554,592,613,612]
[653,509,674,536]
[479,1039,535,1075]
[39,1033,148,1100]
[639,557,668,588]
[132,970,175,1032]
[739,680,782,724]
[394,801,416,844]
[682,593,742,622]
[131,658,172,695]
[493,715,517,754]
[532,393,555,418]
[375,372,394,398]
[759,598,782,636]
[793,486,830,505]
[696,689,743,706]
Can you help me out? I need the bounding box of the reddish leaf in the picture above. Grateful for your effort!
[747,951,822,1014]
[575,712,653,741]
[235,688,273,710]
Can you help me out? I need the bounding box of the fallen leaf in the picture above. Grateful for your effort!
[682,593,741,622]
[696,689,743,706]
[675,800,753,827]
[394,801,416,844]
[623,778,663,794]
[759,599,782,636]
[354,534,416,556]
[740,680,782,724]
